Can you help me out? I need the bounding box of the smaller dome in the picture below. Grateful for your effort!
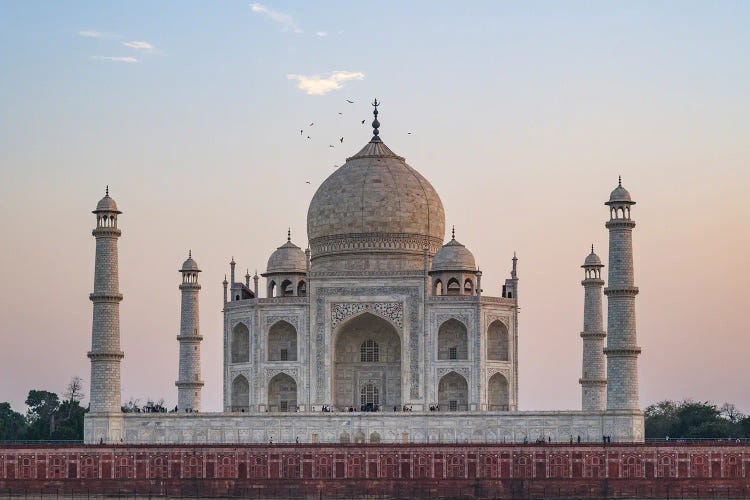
[582,246,603,268]
[431,237,476,272]
[94,194,121,213]
[607,177,634,204]
[181,252,201,272]
[266,238,307,274]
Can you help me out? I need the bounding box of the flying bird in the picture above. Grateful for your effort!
[329,145,335,148]
[361,119,365,124]
[346,99,354,103]
[309,122,314,126]
[338,112,343,115]
[300,130,303,135]
[407,132,412,135]
[305,181,311,184]
[307,136,311,139]
[339,137,344,143]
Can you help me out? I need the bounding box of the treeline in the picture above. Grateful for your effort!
[0,377,85,441]
[645,400,750,439]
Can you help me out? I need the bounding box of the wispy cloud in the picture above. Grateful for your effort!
[91,56,139,63]
[123,41,154,50]
[316,31,328,37]
[287,71,364,96]
[250,3,302,33]
[78,30,105,38]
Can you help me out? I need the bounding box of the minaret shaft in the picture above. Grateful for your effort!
[580,261,606,411]
[88,196,124,415]
[176,256,203,411]
[604,181,641,411]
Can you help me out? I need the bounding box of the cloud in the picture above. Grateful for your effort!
[91,56,140,63]
[250,3,302,33]
[286,71,364,96]
[78,30,104,38]
[316,31,328,37]
[123,41,154,50]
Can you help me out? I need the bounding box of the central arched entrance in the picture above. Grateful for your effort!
[333,312,401,410]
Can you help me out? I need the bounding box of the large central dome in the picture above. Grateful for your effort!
[307,109,445,272]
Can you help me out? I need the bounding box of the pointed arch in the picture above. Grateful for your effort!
[487,320,509,361]
[488,372,509,410]
[268,280,276,298]
[446,278,461,295]
[268,372,297,412]
[433,279,443,296]
[231,323,250,363]
[438,371,468,411]
[268,320,297,361]
[297,280,307,297]
[281,279,294,296]
[463,279,474,294]
[437,318,468,360]
[231,374,250,411]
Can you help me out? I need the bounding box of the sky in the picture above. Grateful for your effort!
[1,1,749,414]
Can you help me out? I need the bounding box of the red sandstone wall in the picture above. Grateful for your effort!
[0,443,748,498]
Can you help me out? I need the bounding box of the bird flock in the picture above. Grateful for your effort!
[299,98,414,184]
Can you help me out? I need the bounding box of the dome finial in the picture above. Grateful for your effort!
[189,249,192,258]
[287,227,291,242]
[591,244,594,254]
[618,175,622,187]
[451,225,455,240]
[105,185,109,197]
[371,98,381,142]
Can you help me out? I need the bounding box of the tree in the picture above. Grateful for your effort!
[0,402,27,440]
[645,399,749,439]
[25,390,60,440]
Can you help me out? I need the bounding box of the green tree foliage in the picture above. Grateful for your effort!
[0,403,27,440]
[0,377,87,442]
[645,399,749,439]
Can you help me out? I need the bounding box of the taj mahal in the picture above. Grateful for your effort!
[84,102,644,445]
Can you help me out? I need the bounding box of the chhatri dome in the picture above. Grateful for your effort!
[608,176,633,204]
[181,251,201,272]
[93,186,121,213]
[307,99,445,272]
[266,230,307,274]
[431,227,476,272]
[582,245,603,267]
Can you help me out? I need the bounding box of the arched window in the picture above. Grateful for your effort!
[487,372,510,410]
[437,319,468,360]
[360,340,379,362]
[231,323,250,363]
[434,280,443,296]
[268,320,297,361]
[360,383,379,407]
[487,320,509,361]
[268,373,297,412]
[438,372,468,411]
[281,279,294,296]
[446,278,460,295]
[464,279,473,294]
[297,280,307,296]
[231,375,250,411]
[268,280,276,298]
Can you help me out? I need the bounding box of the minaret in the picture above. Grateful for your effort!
[604,177,641,411]
[580,245,607,411]
[176,251,204,412]
[88,186,125,415]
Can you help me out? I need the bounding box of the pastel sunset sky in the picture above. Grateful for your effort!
[1,1,748,413]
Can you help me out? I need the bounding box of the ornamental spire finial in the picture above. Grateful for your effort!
[189,249,192,258]
[287,227,291,242]
[618,175,622,187]
[591,244,594,254]
[451,225,455,240]
[371,98,381,142]
[105,185,109,197]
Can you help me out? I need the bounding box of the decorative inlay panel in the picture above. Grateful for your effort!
[331,302,403,330]
[265,368,299,383]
